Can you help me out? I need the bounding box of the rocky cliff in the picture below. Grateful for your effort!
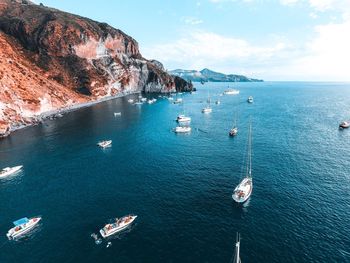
[0,0,192,137]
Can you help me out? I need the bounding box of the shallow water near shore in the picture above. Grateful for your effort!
[1,82,350,262]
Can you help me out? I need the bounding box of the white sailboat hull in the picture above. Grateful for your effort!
[232,177,253,203]
[0,165,23,178]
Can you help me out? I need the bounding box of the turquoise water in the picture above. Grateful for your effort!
[0,82,350,262]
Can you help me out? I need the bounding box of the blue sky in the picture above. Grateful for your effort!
[35,0,350,81]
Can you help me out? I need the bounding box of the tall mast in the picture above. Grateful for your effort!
[249,122,252,176]
[234,233,241,263]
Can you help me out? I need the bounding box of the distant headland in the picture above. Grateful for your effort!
[169,68,263,82]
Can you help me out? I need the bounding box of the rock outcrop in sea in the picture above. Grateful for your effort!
[0,0,193,137]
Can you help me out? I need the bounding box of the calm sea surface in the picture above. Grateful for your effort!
[0,82,350,263]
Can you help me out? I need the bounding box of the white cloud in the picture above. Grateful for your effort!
[142,31,288,77]
[181,17,204,25]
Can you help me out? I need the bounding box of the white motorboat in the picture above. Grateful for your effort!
[229,127,238,137]
[97,140,112,148]
[127,99,134,103]
[100,215,137,238]
[215,100,221,105]
[247,96,253,103]
[339,121,350,129]
[7,217,41,239]
[233,233,241,263]
[224,89,240,95]
[0,165,23,178]
[232,124,253,203]
[141,98,147,102]
[173,98,183,104]
[114,112,121,117]
[174,126,191,133]
[147,98,157,104]
[177,114,191,123]
[168,97,174,101]
[202,106,212,113]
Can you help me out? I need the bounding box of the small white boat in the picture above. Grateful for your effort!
[202,91,212,113]
[177,114,191,123]
[173,98,183,104]
[202,106,212,113]
[233,233,241,263]
[168,97,174,101]
[339,121,350,129]
[0,165,23,178]
[97,140,112,148]
[141,98,147,102]
[216,100,221,105]
[100,215,137,238]
[229,127,238,137]
[232,176,253,203]
[174,126,191,133]
[224,89,240,95]
[232,123,253,203]
[247,96,253,103]
[7,217,41,239]
[127,99,134,103]
[114,112,121,117]
[147,98,157,104]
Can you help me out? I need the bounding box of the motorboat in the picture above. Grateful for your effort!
[224,89,240,95]
[339,121,350,129]
[216,100,221,105]
[141,98,147,102]
[229,127,238,137]
[247,96,253,103]
[127,99,134,103]
[168,97,174,101]
[173,98,183,104]
[148,98,157,104]
[114,112,121,117]
[97,140,112,148]
[100,215,137,238]
[232,123,253,203]
[177,114,191,123]
[7,217,41,239]
[0,165,23,178]
[202,106,212,113]
[174,126,191,133]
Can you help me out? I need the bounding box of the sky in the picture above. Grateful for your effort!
[33,0,350,81]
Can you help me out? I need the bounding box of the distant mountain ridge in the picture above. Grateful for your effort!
[169,68,263,82]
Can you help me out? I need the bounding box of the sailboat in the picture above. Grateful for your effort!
[229,110,238,137]
[232,123,253,203]
[202,91,212,113]
[232,233,241,263]
[177,101,191,123]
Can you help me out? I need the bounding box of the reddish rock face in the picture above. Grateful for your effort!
[0,0,193,137]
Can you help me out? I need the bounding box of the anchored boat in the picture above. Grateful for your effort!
[224,89,240,95]
[7,217,41,240]
[247,96,253,103]
[100,215,137,238]
[0,165,23,178]
[202,92,212,113]
[97,140,112,148]
[232,123,253,203]
[174,126,191,133]
[339,121,350,129]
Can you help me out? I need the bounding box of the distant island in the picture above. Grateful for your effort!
[169,68,263,82]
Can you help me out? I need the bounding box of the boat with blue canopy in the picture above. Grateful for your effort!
[7,216,41,239]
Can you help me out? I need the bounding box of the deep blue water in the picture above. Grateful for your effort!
[1,82,350,263]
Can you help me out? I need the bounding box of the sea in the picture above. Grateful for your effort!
[0,82,350,263]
